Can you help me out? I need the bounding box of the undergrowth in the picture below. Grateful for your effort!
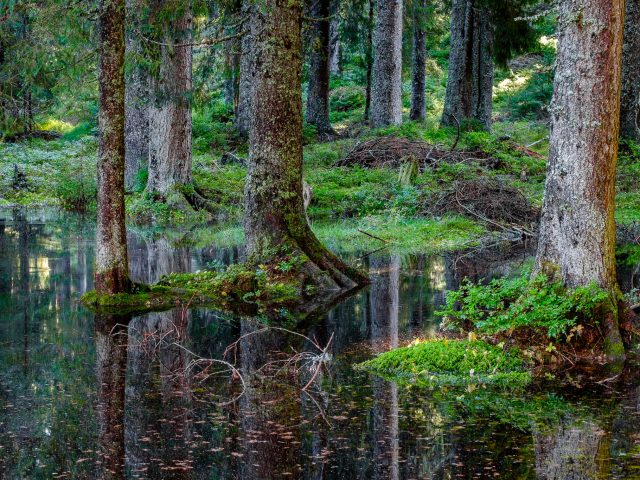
[437,272,611,340]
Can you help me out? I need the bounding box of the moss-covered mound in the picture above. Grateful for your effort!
[358,339,531,388]
[81,261,305,315]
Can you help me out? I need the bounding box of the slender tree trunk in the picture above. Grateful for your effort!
[328,0,341,74]
[370,0,403,127]
[441,0,493,130]
[306,0,335,137]
[124,0,149,192]
[364,0,374,121]
[533,0,625,359]
[236,0,255,138]
[147,0,193,196]
[244,0,366,292]
[96,0,130,295]
[410,0,427,122]
[621,0,640,141]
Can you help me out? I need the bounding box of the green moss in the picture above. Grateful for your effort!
[358,339,531,388]
[81,260,306,315]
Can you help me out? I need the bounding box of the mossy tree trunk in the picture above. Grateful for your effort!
[370,0,403,128]
[441,0,493,130]
[305,0,335,137]
[124,0,149,192]
[147,0,193,197]
[96,0,130,295]
[621,0,640,141]
[533,0,625,359]
[243,0,367,293]
[409,0,427,122]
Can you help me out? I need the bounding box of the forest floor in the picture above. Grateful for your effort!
[1,50,640,257]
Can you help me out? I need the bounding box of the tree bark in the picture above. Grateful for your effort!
[328,0,341,74]
[369,0,403,127]
[124,0,149,192]
[364,0,374,121]
[235,0,255,138]
[243,0,367,292]
[441,0,493,130]
[410,0,427,122]
[96,0,130,295]
[305,0,335,137]
[147,0,193,197]
[620,0,640,141]
[533,0,625,358]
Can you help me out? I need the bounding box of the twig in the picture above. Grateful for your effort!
[356,228,390,243]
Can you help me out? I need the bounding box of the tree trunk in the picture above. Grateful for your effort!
[306,0,335,137]
[410,0,427,122]
[620,0,640,141]
[369,0,403,127]
[147,0,193,197]
[364,0,374,121]
[96,0,130,295]
[441,0,493,130]
[243,0,367,293]
[124,0,149,192]
[328,0,341,74]
[235,0,255,138]
[533,0,625,359]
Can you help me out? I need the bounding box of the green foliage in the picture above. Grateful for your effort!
[437,273,611,339]
[359,339,531,387]
[329,84,365,112]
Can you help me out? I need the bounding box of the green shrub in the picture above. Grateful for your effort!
[330,85,365,112]
[437,273,610,339]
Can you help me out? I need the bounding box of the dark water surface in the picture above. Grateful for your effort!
[2,208,640,479]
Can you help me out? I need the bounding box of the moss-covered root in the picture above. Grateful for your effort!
[80,256,356,316]
[358,339,532,388]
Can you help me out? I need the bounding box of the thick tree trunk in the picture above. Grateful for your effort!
[621,0,640,141]
[441,0,493,130]
[410,0,427,122]
[96,0,130,295]
[533,0,625,358]
[369,0,403,127]
[244,0,366,293]
[364,0,374,121]
[235,0,255,138]
[305,0,335,137]
[124,0,149,192]
[147,0,193,196]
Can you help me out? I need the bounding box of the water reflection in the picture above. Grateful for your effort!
[2,208,640,479]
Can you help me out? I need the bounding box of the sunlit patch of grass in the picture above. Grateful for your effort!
[314,215,485,254]
[37,117,75,133]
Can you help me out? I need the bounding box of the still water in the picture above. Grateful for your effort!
[1,208,640,479]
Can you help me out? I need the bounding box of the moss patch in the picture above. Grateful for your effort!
[81,260,306,315]
[358,339,531,388]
